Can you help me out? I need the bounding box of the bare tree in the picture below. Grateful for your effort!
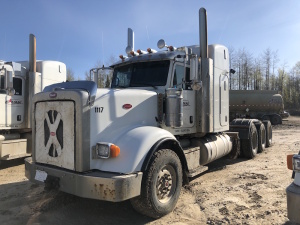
[271,50,279,90]
[85,55,117,88]
[263,48,271,90]
[228,46,236,90]
[67,68,75,81]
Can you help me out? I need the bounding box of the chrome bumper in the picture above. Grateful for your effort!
[286,182,300,223]
[25,157,143,202]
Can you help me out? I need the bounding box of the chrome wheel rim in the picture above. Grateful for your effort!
[156,165,176,203]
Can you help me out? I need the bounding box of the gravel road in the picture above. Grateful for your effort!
[1,117,299,225]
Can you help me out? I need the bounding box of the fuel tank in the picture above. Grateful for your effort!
[191,133,232,165]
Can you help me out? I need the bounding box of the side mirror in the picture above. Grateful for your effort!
[5,70,15,96]
[190,55,198,80]
[190,55,202,91]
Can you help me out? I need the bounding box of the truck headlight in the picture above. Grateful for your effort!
[94,143,120,159]
[293,155,300,172]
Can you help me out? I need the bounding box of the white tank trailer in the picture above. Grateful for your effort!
[229,90,289,125]
[0,34,66,161]
[25,8,273,218]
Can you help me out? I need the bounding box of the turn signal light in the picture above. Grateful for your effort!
[110,144,120,158]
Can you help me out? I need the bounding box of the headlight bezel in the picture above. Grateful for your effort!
[92,142,121,159]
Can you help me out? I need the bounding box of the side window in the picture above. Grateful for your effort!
[173,65,184,88]
[185,67,191,90]
[13,77,22,96]
[172,65,191,90]
[0,76,5,94]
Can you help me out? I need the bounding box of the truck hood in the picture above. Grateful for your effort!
[90,88,159,146]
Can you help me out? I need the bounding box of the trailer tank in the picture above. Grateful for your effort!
[229,90,286,125]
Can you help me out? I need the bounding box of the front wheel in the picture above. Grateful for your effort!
[130,149,182,218]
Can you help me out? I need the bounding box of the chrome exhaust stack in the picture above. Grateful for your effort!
[197,7,213,134]
[199,8,208,59]
[27,34,38,129]
[29,34,36,73]
[126,28,135,57]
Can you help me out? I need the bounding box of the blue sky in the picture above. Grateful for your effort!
[0,0,299,79]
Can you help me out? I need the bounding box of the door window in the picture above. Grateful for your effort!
[172,65,191,90]
[13,77,22,96]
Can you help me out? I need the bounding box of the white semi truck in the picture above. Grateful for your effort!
[25,8,272,218]
[0,34,66,161]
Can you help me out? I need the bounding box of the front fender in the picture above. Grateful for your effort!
[90,126,176,174]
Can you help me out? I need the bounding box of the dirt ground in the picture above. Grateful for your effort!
[1,117,300,225]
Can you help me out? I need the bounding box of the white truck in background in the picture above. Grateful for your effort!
[0,34,66,161]
[25,8,273,218]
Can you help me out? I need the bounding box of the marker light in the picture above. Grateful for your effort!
[130,51,138,56]
[168,46,177,51]
[110,144,120,158]
[137,49,147,55]
[119,55,127,60]
[95,143,120,159]
[147,48,157,53]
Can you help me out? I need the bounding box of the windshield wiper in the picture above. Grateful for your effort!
[130,83,157,89]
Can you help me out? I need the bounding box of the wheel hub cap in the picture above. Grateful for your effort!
[156,166,176,203]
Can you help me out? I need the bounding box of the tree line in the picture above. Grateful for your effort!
[67,56,116,88]
[229,47,300,110]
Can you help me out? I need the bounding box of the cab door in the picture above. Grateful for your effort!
[171,63,195,128]
[0,76,25,127]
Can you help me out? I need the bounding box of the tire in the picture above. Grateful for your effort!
[254,122,266,153]
[241,123,258,159]
[263,120,272,147]
[261,115,270,121]
[227,136,240,159]
[130,149,182,218]
[270,114,282,125]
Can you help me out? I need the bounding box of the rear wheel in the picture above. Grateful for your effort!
[271,114,282,125]
[261,115,270,121]
[254,121,266,153]
[130,149,182,218]
[263,120,272,147]
[241,123,258,159]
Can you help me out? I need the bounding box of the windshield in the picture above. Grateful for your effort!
[111,60,170,88]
